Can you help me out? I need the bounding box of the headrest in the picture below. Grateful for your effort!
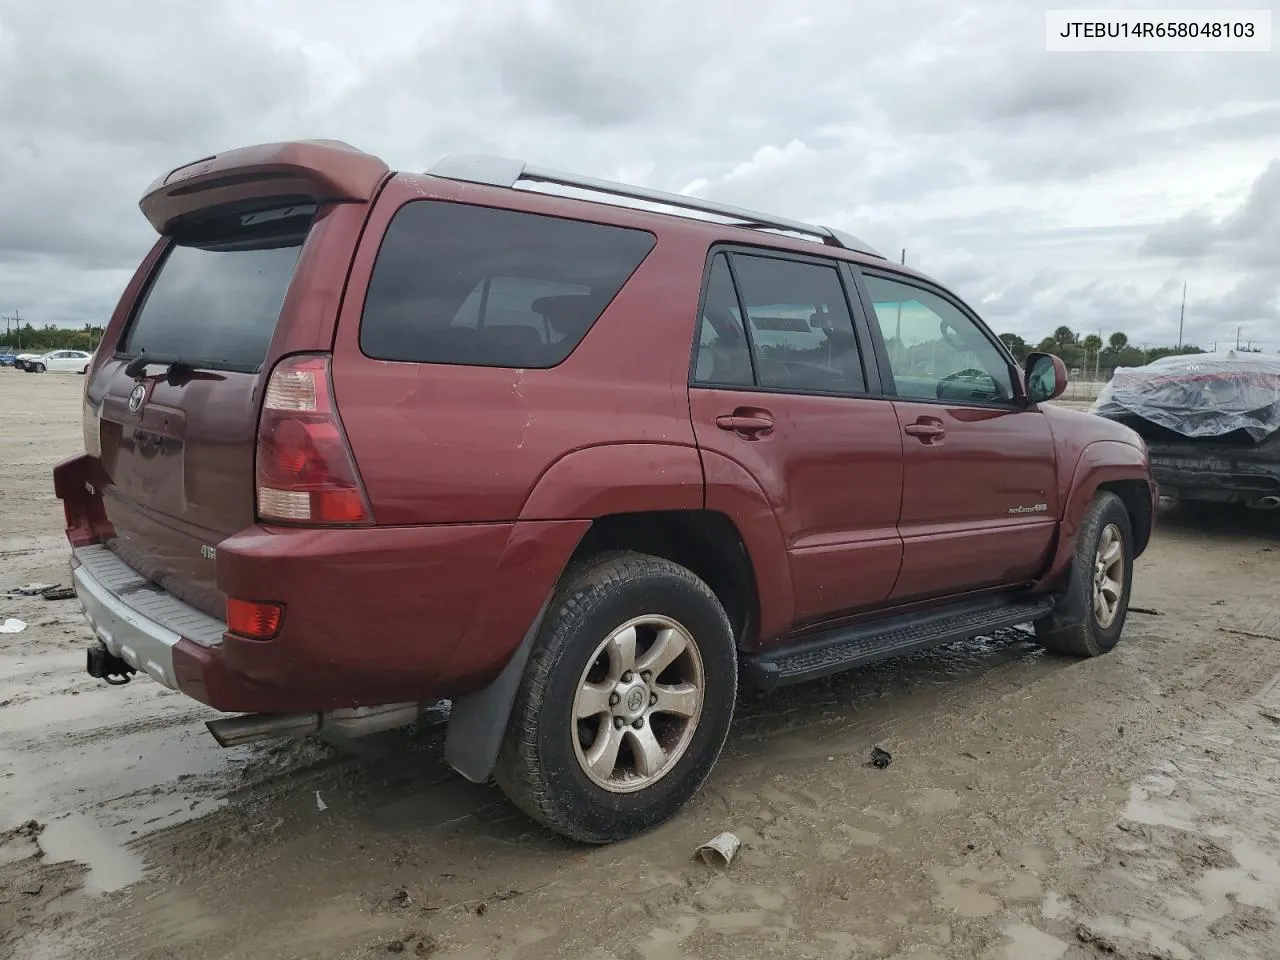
[532,294,599,337]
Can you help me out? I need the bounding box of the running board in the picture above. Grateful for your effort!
[743,596,1054,692]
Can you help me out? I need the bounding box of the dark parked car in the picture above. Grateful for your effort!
[1093,351,1280,511]
[57,140,1156,842]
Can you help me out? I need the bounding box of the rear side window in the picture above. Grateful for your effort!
[360,201,657,368]
[691,252,867,395]
[121,204,314,372]
[692,255,754,386]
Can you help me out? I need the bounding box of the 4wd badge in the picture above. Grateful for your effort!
[200,545,216,561]
[127,383,146,414]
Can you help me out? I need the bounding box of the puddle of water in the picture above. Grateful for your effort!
[1041,890,1071,921]
[1122,782,1197,831]
[1000,923,1068,960]
[39,812,145,894]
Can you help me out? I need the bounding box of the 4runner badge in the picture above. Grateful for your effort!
[1008,503,1049,515]
[127,383,146,414]
[200,545,216,561]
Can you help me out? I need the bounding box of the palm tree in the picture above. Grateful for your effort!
[1082,334,1103,355]
[1053,326,1077,346]
[1108,331,1128,350]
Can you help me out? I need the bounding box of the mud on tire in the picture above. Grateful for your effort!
[493,551,737,844]
[1034,491,1134,657]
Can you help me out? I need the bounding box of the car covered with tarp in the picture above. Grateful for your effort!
[1092,350,1280,509]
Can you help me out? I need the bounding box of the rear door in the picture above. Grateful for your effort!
[688,249,904,632]
[88,203,318,614]
[854,270,1058,602]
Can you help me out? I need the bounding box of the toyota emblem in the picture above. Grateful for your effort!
[127,383,147,414]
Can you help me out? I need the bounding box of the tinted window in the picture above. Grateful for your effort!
[121,204,313,371]
[731,254,865,393]
[360,201,656,368]
[692,255,753,385]
[863,274,1014,404]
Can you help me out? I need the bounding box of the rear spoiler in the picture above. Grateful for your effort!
[140,140,391,235]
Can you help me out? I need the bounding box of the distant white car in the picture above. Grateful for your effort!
[21,350,94,374]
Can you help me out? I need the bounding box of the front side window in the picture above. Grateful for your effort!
[863,274,1014,404]
[360,201,656,368]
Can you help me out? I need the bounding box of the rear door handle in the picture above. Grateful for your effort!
[904,419,946,443]
[716,413,775,437]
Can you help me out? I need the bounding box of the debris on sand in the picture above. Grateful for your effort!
[7,583,56,597]
[388,889,412,908]
[0,618,25,634]
[866,746,893,770]
[696,831,742,868]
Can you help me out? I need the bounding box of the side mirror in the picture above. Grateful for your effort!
[1025,352,1068,403]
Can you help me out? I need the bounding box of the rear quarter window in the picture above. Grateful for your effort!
[359,201,656,368]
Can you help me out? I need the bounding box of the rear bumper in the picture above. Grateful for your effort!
[1149,445,1280,500]
[71,519,589,714]
[73,544,217,691]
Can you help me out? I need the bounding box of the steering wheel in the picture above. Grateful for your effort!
[937,367,998,400]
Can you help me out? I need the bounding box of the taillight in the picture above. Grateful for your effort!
[227,597,284,639]
[256,354,372,525]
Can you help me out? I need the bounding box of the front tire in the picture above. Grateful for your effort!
[1034,491,1134,656]
[33,363,45,373]
[494,552,737,844]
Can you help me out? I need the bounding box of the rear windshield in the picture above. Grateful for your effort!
[360,201,656,368]
[120,204,315,371]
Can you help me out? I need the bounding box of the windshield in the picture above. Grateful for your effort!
[120,204,315,372]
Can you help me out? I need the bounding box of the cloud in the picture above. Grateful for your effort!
[0,0,1278,352]
[1140,161,1280,336]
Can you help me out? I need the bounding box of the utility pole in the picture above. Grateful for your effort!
[1236,326,1242,349]
[1177,281,1185,350]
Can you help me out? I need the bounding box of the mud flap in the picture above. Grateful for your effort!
[445,597,551,784]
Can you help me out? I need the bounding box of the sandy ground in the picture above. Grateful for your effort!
[2,371,1279,960]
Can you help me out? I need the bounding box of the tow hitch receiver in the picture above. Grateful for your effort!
[87,644,136,686]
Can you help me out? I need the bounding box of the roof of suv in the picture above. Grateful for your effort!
[425,154,883,258]
[139,138,940,286]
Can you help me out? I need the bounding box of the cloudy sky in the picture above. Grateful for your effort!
[1,0,1277,350]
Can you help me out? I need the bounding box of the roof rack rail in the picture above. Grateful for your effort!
[426,154,883,259]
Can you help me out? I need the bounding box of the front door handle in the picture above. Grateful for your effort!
[904,418,946,443]
[716,413,775,437]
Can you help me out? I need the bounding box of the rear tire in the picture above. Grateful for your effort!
[1034,491,1133,657]
[494,551,737,844]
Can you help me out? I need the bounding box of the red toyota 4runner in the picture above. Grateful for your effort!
[56,141,1156,843]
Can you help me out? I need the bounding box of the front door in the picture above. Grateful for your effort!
[858,272,1059,602]
[688,250,904,632]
